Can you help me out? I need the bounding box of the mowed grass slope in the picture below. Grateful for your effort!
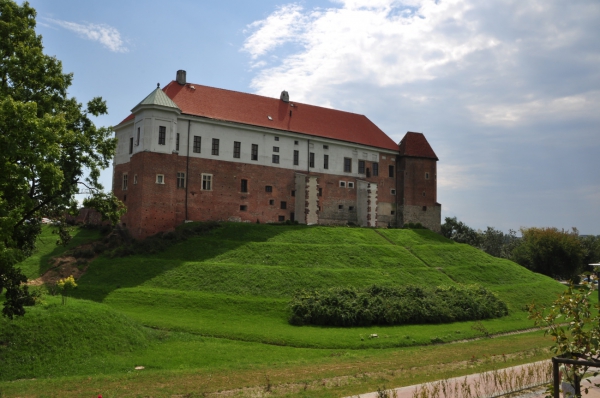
[71,223,564,348]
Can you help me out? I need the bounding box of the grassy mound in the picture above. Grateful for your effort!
[65,223,564,348]
[0,297,152,381]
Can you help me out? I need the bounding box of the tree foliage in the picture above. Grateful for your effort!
[529,281,600,395]
[0,0,121,318]
[512,227,584,280]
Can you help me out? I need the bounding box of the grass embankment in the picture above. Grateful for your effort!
[1,223,566,397]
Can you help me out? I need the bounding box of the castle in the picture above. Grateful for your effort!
[112,70,440,238]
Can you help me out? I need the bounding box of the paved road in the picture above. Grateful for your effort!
[346,361,600,398]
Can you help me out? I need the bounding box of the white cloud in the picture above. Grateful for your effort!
[44,18,128,53]
[242,0,600,234]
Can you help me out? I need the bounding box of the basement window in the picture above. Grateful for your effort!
[348,182,355,188]
[339,181,346,188]
[156,174,164,184]
[278,215,285,222]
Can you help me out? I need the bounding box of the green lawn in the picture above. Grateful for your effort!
[2,222,566,396]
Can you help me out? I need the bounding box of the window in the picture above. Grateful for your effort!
[280,201,287,209]
[358,160,365,174]
[389,165,394,177]
[366,168,371,177]
[338,205,343,210]
[193,136,201,153]
[349,206,354,211]
[251,144,258,161]
[122,174,128,190]
[323,145,329,149]
[273,146,279,152]
[344,158,352,173]
[339,181,346,187]
[291,190,296,196]
[158,126,166,145]
[324,154,329,169]
[348,182,355,188]
[212,138,219,155]
[272,154,280,164]
[425,172,429,180]
[373,162,379,176]
[422,206,427,211]
[136,127,140,146]
[318,187,322,196]
[241,179,248,193]
[422,191,426,197]
[123,194,126,202]
[294,140,299,145]
[278,215,285,222]
[129,137,133,154]
[133,174,138,184]
[269,199,274,205]
[176,133,180,151]
[391,210,395,215]
[177,172,185,189]
[202,174,212,190]
[156,174,164,184]
[240,205,247,211]
[265,185,273,193]
[391,189,396,195]
[309,152,315,168]
[293,150,299,165]
[233,141,241,158]
[274,136,279,141]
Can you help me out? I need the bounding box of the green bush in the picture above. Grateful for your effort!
[289,284,508,327]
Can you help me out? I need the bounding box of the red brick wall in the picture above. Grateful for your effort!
[113,152,403,238]
[397,157,437,206]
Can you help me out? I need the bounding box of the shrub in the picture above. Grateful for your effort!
[289,284,508,327]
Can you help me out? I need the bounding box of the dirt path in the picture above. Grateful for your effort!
[27,244,97,286]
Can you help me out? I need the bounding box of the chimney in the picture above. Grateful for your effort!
[280,90,289,103]
[176,70,187,85]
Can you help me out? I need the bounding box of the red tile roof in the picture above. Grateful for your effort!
[398,132,438,160]
[119,81,399,152]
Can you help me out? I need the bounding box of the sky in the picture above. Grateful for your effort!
[25,0,600,235]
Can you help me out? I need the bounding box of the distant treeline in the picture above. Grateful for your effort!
[441,217,600,281]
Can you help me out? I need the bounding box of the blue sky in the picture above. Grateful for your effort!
[26,0,600,234]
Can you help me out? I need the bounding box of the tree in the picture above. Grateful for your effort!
[440,217,481,247]
[512,227,584,281]
[529,282,600,397]
[0,0,123,318]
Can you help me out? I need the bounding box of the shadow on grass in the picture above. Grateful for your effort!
[72,222,308,302]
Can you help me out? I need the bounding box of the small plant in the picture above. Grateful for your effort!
[471,321,490,337]
[377,386,398,398]
[56,275,77,305]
